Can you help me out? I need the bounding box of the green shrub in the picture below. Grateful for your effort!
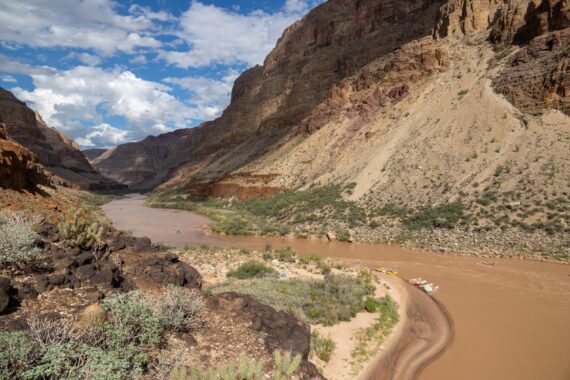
[59,208,104,249]
[364,297,382,312]
[157,285,204,332]
[336,230,350,242]
[227,261,277,279]
[404,202,467,229]
[311,331,336,362]
[101,291,163,347]
[274,248,296,263]
[239,185,366,225]
[213,275,374,326]
[0,331,36,379]
[166,352,299,380]
[0,211,42,269]
[272,351,301,380]
[298,255,322,265]
[317,261,332,275]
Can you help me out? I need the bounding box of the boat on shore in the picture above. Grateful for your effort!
[409,278,439,293]
[377,267,399,275]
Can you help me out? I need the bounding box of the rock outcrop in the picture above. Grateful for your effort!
[0,88,125,190]
[210,292,323,380]
[494,28,569,115]
[0,123,53,190]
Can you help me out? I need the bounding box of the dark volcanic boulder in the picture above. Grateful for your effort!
[210,292,324,380]
[120,252,202,289]
[0,277,10,313]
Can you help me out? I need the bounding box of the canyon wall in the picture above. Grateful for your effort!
[92,0,569,202]
[0,88,125,190]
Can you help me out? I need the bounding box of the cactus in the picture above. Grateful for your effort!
[59,208,104,249]
[272,351,301,380]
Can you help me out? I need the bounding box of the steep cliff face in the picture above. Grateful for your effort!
[94,0,569,203]
[0,123,53,190]
[94,0,447,190]
[0,88,124,190]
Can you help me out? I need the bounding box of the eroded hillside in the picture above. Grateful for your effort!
[0,88,125,191]
[96,0,569,256]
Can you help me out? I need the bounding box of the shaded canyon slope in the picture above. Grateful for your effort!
[93,0,569,209]
[0,88,125,191]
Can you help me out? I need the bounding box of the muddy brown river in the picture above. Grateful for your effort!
[103,195,570,380]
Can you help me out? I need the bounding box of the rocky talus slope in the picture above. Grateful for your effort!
[0,88,125,191]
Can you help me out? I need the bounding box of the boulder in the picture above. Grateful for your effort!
[210,292,324,379]
[0,277,10,313]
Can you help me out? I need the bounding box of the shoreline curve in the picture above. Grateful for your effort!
[365,278,454,380]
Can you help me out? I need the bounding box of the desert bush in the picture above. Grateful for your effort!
[27,317,79,345]
[166,353,298,380]
[404,202,467,229]
[0,326,148,380]
[336,230,350,242]
[310,331,336,362]
[101,291,163,347]
[213,275,374,325]
[0,331,36,379]
[0,210,42,269]
[157,285,204,332]
[227,261,277,279]
[272,351,301,380]
[364,297,382,312]
[298,255,322,265]
[59,208,104,249]
[274,247,296,263]
[317,261,332,275]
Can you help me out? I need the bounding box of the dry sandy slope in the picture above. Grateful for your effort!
[237,35,569,220]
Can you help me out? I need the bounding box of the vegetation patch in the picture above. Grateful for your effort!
[0,210,42,270]
[226,261,278,279]
[404,202,467,229]
[0,288,206,380]
[212,275,375,326]
[310,331,336,363]
[351,296,399,374]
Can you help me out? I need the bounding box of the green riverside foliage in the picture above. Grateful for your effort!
[0,211,42,269]
[403,202,467,229]
[364,297,383,312]
[226,261,278,279]
[239,185,366,225]
[351,296,399,372]
[148,184,367,237]
[212,275,375,326]
[310,331,336,363]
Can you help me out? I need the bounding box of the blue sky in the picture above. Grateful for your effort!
[0,0,323,148]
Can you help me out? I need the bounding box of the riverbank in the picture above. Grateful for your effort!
[172,244,452,380]
[102,195,570,380]
[145,193,569,262]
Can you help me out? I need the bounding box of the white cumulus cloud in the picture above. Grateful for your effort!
[158,1,313,68]
[75,123,131,148]
[12,66,198,144]
[163,69,239,119]
[0,0,162,54]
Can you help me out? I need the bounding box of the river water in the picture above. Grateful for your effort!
[102,195,570,380]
